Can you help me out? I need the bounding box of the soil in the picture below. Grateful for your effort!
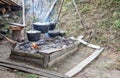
[0,41,22,78]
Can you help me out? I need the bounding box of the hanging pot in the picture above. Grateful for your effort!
[33,22,57,33]
[33,22,49,33]
[26,30,41,42]
[49,21,57,30]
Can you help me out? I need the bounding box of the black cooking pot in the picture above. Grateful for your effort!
[49,22,57,30]
[48,30,66,38]
[26,30,41,42]
[33,22,56,33]
[48,30,59,37]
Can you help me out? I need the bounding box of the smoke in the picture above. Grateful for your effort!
[25,0,57,25]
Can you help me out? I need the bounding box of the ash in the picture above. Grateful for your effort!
[18,37,75,53]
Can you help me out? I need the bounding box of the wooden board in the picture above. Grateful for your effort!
[48,46,78,67]
[10,55,44,67]
[65,48,104,77]
[0,60,69,78]
[11,49,44,59]
[70,36,100,49]
[39,48,63,54]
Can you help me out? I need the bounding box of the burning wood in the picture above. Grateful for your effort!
[32,42,39,49]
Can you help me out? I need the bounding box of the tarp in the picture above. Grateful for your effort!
[25,0,58,24]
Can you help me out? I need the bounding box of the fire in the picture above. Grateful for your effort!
[32,42,39,49]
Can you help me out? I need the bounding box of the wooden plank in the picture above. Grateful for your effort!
[65,48,104,77]
[39,48,63,54]
[10,55,44,67]
[11,49,44,59]
[48,46,78,67]
[50,47,67,61]
[50,44,78,61]
[0,60,69,78]
[70,36,100,49]
[0,1,5,5]
[0,66,9,71]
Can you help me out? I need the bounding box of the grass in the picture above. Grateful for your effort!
[15,71,39,78]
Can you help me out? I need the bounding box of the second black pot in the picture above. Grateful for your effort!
[26,30,41,42]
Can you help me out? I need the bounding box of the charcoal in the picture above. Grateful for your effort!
[17,36,75,53]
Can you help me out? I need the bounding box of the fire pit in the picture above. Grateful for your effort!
[10,37,79,67]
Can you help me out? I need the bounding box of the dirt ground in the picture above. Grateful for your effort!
[0,41,22,78]
[0,40,120,78]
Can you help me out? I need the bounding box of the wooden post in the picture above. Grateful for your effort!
[22,0,25,26]
[10,23,26,42]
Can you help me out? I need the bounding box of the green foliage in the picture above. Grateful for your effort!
[16,71,38,78]
[24,74,38,78]
[114,0,120,2]
[81,5,92,13]
[16,71,24,76]
[113,19,120,29]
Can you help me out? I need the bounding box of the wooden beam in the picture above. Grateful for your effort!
[0,1,5,5]
[22,0,26,26]
[0,60,68,78]
[70,36,100,49]
[65,48,104,77]
[48,45,78,67]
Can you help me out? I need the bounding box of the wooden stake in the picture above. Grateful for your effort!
[56,0,64,21]
[72,0,87,30]
[22,0,25,25]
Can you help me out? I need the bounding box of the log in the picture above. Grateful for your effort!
[0,33,17,44]
[65,48,104,77]
[10,24,25,42]
[12,30,22,42]
[0,60,68,78]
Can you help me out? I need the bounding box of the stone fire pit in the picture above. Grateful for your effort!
[10,37,79,67]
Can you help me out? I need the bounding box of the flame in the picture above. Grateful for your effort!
[32,42,39,49]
